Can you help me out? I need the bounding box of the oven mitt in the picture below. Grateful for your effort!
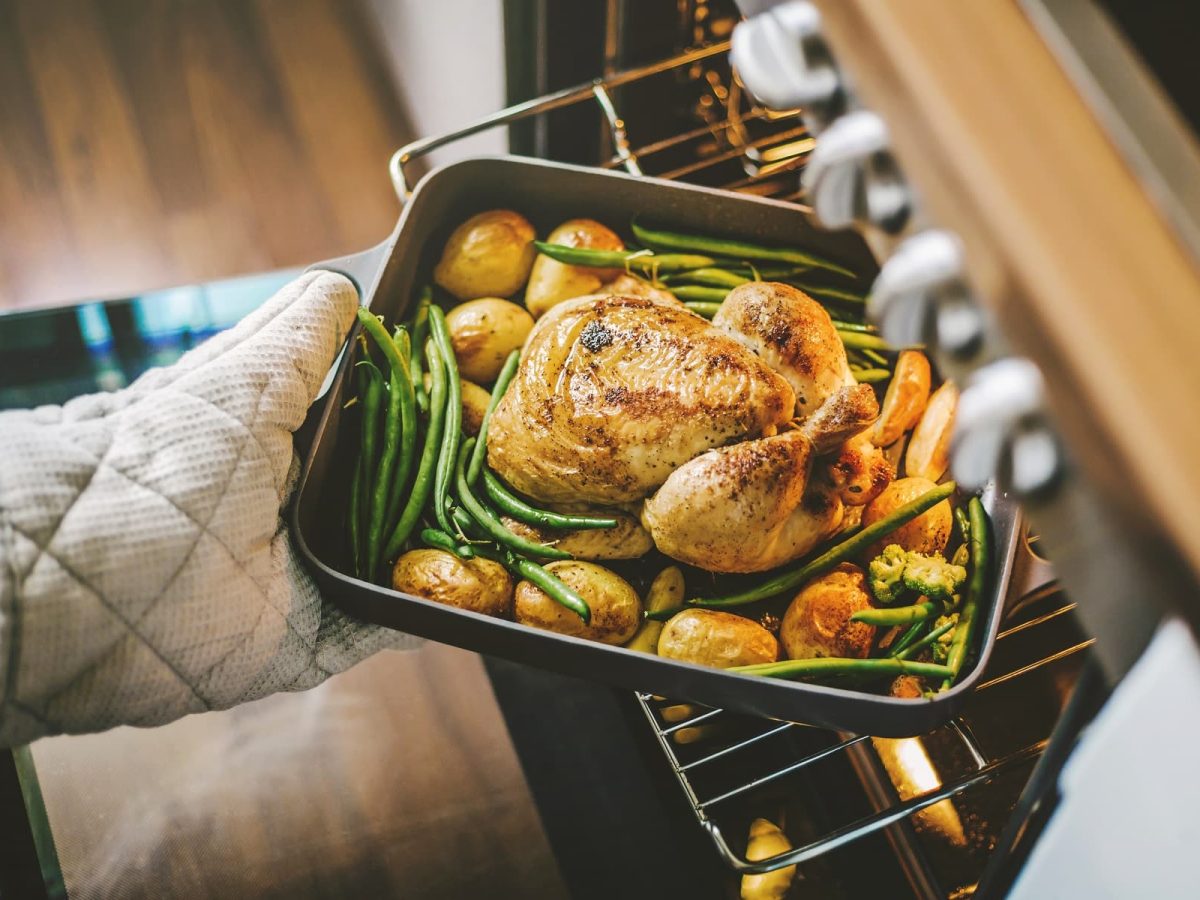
[0,270,420,746]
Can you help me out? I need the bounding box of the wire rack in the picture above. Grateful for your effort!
[634,554,1082,885]
[390,40,812,203]
[388,39,1092,899]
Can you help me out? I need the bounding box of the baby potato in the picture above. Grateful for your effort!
[781,563,876,660]
[460,378,492,436]
[862,476,953,557]
[445,298,534,383]
[514,561,641,644]
[502,512,652,560]
[874,350,932,446]
[658,609,779,669]
[392,549,513,618]
[434,210,536,300]
[905,380,958,482]
[423,374,494,437]
[525,218,624,319]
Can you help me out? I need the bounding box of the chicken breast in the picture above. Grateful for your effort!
[487,294,795,504]
[641,430,844,573]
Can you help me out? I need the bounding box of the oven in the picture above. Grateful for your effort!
[416,1,1198,896]
[3,2,1197,897]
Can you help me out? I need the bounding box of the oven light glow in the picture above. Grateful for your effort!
[872,737,967,847]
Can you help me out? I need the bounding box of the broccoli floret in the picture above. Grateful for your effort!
[869,544,909,604]
[903,553,967,601]
[931,613,959,665]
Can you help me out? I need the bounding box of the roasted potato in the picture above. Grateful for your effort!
[626,566,686,654]
[502,511,652,560]
[445,298,535,383]
[514,560,641,644]
[905,380,958,482]
[873,350,932,446]
[524,218,624,319]
[434,210,536,300]
[741,818,797,900]
[460,378,492,436]
[423,374,493,437]
[862,477,953,557]
[657,609,779,669]
[392,549,514,617]
[781,563,876,660]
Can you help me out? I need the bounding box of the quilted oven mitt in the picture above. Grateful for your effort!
[0,270,419,746]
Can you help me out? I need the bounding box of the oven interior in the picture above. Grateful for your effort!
[460,2,1106,897]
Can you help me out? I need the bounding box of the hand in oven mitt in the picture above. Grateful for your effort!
[0,270,420,746]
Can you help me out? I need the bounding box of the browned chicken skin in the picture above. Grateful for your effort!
[488,283,888,572]
[487,293,795,504]
[642,430,845,573]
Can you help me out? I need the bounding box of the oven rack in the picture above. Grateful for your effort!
[386,40,1093,897]
[634,583,1084,883]
[388,39,813,204]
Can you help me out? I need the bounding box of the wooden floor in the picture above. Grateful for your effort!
[0,0,411,311]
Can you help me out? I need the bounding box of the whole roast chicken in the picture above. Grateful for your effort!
[487,282,891,573]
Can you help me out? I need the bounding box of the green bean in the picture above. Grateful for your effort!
[383,328,417,536]
[428,305,461,536]
[942,497,991,688]
[861,348,890,368]
[357,311,419,574]
[739,265,806,280]
[348,356,370,575]
[420,528,475,559]
[851,602,938,626]
[532,241,715,276]
[472,545,590,624]
[664,268,749,289]
[482,469,618,530]
[467,349,520,485]
[671,285,730,304]
[409,288,431,414]
[348,454,364,576]
[368,358,402,574]
[631,220,857,279]
[837,330,894,352]
[887,621,927,658]
[384,341,448,561]
[854,368,893,384]
[355,359,384,576]
[684,301,723,319]
[680,481,956,613]
[454,438,571,560]
[954,506,971,544]
[356,307,410,375]
[830,320,876,333]
[732,657,953,681]
[793,284,867,305]
[895,618,957,661]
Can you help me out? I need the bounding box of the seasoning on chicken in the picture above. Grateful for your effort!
[486,293,796,504]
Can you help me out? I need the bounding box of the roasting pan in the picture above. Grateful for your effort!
[291,156,1020,737]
